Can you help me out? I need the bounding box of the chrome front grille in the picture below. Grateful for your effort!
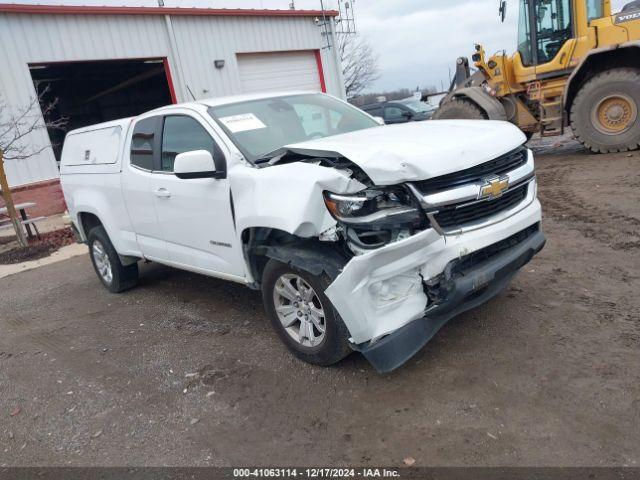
[433,183,528,228]
[413,147,528,193]
[407,147,535,235]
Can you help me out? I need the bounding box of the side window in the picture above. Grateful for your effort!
[517,0,533,66]
[586,0,603,22]
[130,117,159,170]
[384,106,404,120]
[161,116,216,172]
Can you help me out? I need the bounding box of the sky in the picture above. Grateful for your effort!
[14,0,632,92]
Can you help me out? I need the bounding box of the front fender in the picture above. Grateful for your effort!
[230,162,366,239]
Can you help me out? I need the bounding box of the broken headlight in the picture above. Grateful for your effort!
[323,187,424,229]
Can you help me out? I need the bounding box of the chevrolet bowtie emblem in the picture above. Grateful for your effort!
[480,176,509,199]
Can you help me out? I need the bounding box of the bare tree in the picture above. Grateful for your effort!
[0,86,66,247]
[339,34,381,99]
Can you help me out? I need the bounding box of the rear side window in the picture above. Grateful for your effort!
[130,117,159,170]
[161,116,216,172]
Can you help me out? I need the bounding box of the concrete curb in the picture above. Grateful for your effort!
[0,243,87,279]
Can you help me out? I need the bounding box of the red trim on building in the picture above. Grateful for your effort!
[162,58,178,104]
[314,50,327,93]
[0,179,66,217]
[6,178,60,194]
[0,4,338,17]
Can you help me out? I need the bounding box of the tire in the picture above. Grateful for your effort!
[431,98,487,120]
[570,68,640,153]
[261,258,352,366]
[87,226,139,293]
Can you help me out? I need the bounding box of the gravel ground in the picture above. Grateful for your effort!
[0,145,639,467]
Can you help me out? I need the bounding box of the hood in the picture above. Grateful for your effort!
[282,120,526,185]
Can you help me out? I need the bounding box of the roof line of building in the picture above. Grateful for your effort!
[0,3,339,17]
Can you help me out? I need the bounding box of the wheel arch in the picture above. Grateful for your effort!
[77,211,104,241]
[241,226,348,290]
[565,41,640,121]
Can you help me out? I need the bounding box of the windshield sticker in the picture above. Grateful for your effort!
[219,113,267,133]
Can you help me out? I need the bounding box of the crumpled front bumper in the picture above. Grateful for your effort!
[353,227,545,372]
[324,196,543,372]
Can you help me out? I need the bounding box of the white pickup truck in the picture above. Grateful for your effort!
[60,91,545,372]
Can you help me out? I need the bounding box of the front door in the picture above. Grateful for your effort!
[149,112,245,279]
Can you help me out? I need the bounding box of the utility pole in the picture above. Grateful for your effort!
[0,149,28,247]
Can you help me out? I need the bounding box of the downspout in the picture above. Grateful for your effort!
[163,13,191,101]
[329,18,347,100]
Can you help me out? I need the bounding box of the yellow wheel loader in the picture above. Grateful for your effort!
[433,0,640,153]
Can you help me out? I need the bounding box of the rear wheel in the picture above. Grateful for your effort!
[432,98,487,120]
[88,226,139,293]
[261,259,351,366]
[570,68,640,153]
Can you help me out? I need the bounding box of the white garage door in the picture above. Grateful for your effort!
[237,51,322,94]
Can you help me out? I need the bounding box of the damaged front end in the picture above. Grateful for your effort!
[317,149,545,373]
[342,223,545,373]
[245,142,544,373]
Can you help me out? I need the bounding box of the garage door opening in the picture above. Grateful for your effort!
[29,58,175,161]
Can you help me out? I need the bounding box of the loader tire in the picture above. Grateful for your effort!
[570,68,640,153]
[432,98,487,120]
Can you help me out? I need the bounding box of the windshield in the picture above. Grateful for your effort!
[399,100,430,113]
[208,93,378,162]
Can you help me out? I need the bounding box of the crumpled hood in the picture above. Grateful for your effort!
[282,120,526,185]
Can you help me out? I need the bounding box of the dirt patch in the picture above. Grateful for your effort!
[536,150,640,250]
[0,149,639,467]
[0,227,75,264]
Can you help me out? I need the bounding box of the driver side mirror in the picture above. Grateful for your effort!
[373,116,386,125]
[174,150,225,180]
[402,111,414,119]
[499,0,507,22]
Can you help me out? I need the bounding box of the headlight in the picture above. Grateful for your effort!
[323,188,424,228]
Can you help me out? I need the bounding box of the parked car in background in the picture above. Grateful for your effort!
[60,91,544,373]
[361,99,432,124]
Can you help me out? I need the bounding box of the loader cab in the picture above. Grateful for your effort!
[516,0,574,70]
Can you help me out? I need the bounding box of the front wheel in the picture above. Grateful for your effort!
[261,259,352,366]
[570,68,640,153]
[88,226,139,293]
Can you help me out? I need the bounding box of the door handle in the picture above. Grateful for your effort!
[154,187,171,198]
